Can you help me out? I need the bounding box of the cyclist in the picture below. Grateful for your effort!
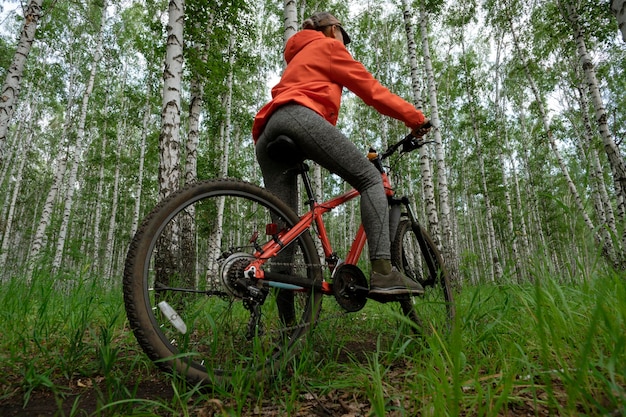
[253,11,430,297]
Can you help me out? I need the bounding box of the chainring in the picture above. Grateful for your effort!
[332,264,368,312]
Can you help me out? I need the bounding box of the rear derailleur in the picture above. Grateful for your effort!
[224,254,269,340]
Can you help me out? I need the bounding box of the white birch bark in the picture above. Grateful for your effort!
[612,0,626,42]
[159,0,184,199]
[186,16,212,186]
[104,123,122,279]
[52,3,106,271]
[92,92,111,272]
[575,80,619,263]
[155,0,185,289]
[131,90,150,238]
[92,119,107,271]
[475,126,501,282]
[184,28,212,287]
[0,117,21,195]
[400,0,440,246]
[509,146,530,265]
[416,2,458,279]
[0,138,29,276]
[562,1,626,263]
[0,0,44,162]
[283,0,298,47]
[500,140,522,281]
[186,77,202,185]
[28,127,70,279]
[0,115,23,219]
[207,36,235,284]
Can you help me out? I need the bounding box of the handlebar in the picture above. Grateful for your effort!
[380,120,433,160]
[367,121,434,173]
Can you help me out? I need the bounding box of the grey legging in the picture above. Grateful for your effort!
[255,104,390,260]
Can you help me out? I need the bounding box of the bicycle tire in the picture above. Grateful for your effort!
[123,178,323,386]
[391,219,455,335]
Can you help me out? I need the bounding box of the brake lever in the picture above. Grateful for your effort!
[401,137,434,153]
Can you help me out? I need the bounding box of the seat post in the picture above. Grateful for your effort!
[298,162,316,209]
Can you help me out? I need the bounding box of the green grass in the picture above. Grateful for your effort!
[1,270,625,416]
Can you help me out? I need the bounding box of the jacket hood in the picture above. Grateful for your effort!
[284,30,328,64]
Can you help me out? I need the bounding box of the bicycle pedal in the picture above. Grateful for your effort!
[367,293,410,304]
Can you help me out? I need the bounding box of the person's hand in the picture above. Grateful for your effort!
[411,120,432,138]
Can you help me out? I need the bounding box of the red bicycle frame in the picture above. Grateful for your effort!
[244,168,395,296]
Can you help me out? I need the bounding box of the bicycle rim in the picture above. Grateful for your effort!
[392,220,455,335]
[123,179,323,386]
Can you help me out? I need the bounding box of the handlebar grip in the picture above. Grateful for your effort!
[411,120,432,138]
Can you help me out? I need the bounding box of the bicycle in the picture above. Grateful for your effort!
[123,127,455,386]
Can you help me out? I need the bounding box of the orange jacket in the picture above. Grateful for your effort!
[252,30,426,142]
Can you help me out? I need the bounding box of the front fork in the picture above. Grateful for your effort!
[389,198,403,241]
[389,195,422,244]
[389,196,416,241]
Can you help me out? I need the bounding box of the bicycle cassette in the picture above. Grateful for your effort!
[220,252,254,298]
[332,264,368,312]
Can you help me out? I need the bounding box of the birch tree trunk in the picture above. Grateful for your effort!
[575,79,619,263]
[500,137,522,281]
[27,108,72,280]
[159,0,184,200]
[0,115,24,222]
[104,122,123,280]
[92,103,108,274]
[0,0,44,163]
[283,0,298,47]
[185,16,211,186]
[182,50,204,288]
[414,0,458,280]
[612,0,626,42]
[206,35,235,284]
[156,0,185,290]
[400,0,440,245]
[52,2,106,272]
[131,89,150,238]
[509,150,530,263]
[562,1,626,265]
[186,75,202,186]
[0,137,29,277]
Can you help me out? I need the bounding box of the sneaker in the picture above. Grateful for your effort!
[369,268,424,296]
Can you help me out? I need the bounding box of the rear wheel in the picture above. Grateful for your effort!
[123,179,323,386]
[392,220,455,335]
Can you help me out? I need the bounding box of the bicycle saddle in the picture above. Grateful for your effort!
[266,135,305,162]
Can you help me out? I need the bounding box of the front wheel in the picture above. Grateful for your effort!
[391,220,455,335]
[123,179,323,386]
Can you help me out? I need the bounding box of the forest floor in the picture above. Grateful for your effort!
[0,368,567,417]
[0,341,577,417]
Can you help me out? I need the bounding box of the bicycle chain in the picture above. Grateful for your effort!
[238,260,354,337]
